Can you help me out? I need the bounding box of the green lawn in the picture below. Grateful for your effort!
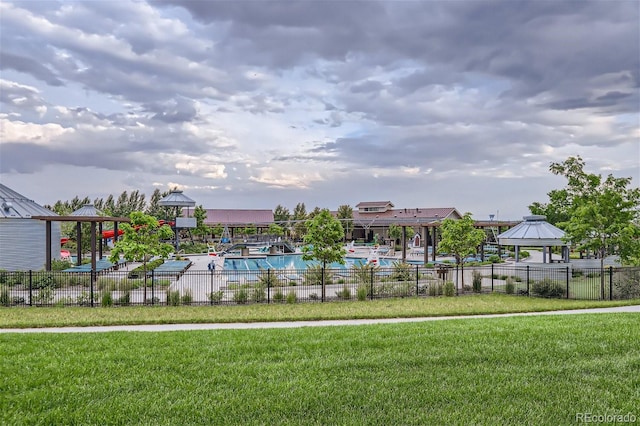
[1,294,639,328]
[1,313,638,425]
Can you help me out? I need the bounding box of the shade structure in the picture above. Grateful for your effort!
[158,190,196,208]
[497,215,565,246]
[497,215,568,263]
[70,204,103,217]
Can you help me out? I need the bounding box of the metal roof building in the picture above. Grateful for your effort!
[0,183,61,271]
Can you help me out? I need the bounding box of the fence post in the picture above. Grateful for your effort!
[491,264,494,293]
[321,267,325,302]
[415,265,419,297]
[455,264,459,296]
[369,267,374,300]
[526,265,530,296]
[267,269,271,304]
[90,270,95,307]
[210,268,214,306]
[566,266,570,299]
[609,267,613,300]
[151,269,155,306]
[29,270,33,306]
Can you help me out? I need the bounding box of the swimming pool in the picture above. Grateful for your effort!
[223,254,395,271]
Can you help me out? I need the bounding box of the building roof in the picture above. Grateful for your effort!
[351,207,462,226]
[497,215,566,246]
[204,209,274,225]
[0,183,58,219]
[355,201,394,208]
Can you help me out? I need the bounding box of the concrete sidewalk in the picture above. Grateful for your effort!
[1,305,638,334]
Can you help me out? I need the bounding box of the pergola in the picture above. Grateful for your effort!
[497,215,569,263]
[32,205,130,272]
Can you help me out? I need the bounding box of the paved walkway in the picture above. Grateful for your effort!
[1,305,638,334]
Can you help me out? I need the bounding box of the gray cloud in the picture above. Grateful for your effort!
[1,0,638,219]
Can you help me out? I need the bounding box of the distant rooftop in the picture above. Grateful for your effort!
[0,184,58,219]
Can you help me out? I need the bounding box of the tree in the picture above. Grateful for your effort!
[292,202,307,240]
[302,209,346,300]
[438,213,485,289]
[388,224,402,247]
[543,156,640,296]
[337,204,354,241]
[268,223,284,238]
[273,204,291,238]
[192,205,209,242]
[109,212,174,303]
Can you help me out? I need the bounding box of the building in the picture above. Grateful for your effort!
[0,184,61,271]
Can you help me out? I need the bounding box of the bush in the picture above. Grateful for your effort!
[273,290,285,303]
[443,281,456,297]
[258,271,281,288]
[505,277,515,294]
[428,283,443,296]
[208,291,224,304]
[488,255,501,263]
[76,291,91,306]
[614,271,640,299]
[352,262,378,285]
[233,289,248,304]
[0,288,9,306]
[336,285,351,300]
[167,290,181,306]
[180,290,192,305]
[101,291,113,307]
[286,290,297,304]
[472,270,482,293]
[304,265,327,286]
[356,285,369,301]
[390,262,413,281]
[531,278,566,298]
[252,282,267,303]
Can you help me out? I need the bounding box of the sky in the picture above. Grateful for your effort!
[1,0,638,221]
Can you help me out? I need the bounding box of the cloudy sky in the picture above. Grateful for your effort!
[1,0,638,220]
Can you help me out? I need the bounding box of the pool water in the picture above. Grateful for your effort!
[223,254,395,271]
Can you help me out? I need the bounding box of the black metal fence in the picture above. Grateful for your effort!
[1,264,639,307]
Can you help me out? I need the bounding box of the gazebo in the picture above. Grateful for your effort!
[497,215,569,263]
[159,190,196,249]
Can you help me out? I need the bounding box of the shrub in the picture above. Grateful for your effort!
[336,285,351,300]
[34,286,54,305]
[101,291,113,307]
[233,289,248,304]
[55,296,73,307]
[352,263,378,285]
[208,291,224,304]
[258,271,281,288]
[303,265,326,286]
[273,290,285,303]
[0,288,9,306]
[167,290,181,306]
[76,291,91,306]
[51,259,72,271]
[519,250,530,259]
[286,290,297,304]
[488,255,501,263]
[428,283,443,296]
[531,278,566,298]
[505,277,515,294]
[252,282,267,303]
[309,293,319,300]
[180,290,192,305]
[390,262,413,281]
[472,270,482,293]
[443,281,455,297]
[356,285,369,301]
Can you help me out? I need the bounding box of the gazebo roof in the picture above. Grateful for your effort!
[497,215,566,246]
[70,204,103,217]
[159,190,196,207]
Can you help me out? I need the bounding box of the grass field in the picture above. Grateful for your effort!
[1,294,639,328]
[1,313,639,425]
